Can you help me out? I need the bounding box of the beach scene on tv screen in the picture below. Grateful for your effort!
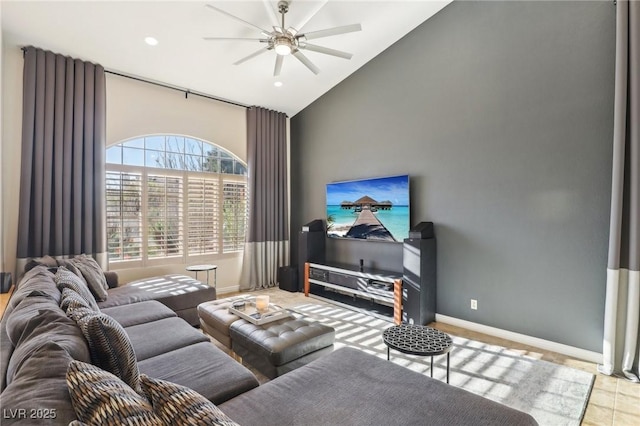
[326,175,410,242]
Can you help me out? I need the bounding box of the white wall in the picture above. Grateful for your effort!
[106,74,247,294]
[1,48,23,281]
[0,47,248,294]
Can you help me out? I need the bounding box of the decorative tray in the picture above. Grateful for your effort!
[228,298,292,325]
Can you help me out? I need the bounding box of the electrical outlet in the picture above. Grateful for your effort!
[470,299,478,310]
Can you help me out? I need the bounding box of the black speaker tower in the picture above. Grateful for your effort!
[402,222,436,325]
[298,220,326,291]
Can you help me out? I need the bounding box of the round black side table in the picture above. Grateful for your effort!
[382,324,453,383]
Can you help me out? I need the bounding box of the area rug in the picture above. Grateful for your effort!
[289,303,594,426]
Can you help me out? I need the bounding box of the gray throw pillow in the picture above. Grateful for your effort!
[66,361,163,426]
[66,254,109,302]
[55,267,100,311]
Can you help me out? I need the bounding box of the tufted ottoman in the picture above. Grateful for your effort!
[229,317,335,379]
[197,296,248,349]
[198,297,335,379]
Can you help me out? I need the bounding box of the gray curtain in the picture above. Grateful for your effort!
[17,46,107,273]
[240,106,289,290]
[599,0,639,382]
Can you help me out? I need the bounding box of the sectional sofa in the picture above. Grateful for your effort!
[0,262,538,425]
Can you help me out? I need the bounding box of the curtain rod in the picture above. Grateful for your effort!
[20,46,250,109]
[105,70,249,109]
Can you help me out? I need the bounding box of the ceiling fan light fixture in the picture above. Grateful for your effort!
[274,38,292,56]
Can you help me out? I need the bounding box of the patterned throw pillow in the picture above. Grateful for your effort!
[55,266,100,311]
[71,310,141,393]
[66,361,163,426]
[140,374,239,426]
[60,288,93,313]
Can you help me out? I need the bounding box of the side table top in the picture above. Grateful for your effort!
[382,324,453,356]
[186,264,217,272]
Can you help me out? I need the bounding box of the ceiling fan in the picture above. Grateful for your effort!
[203,0,362,76]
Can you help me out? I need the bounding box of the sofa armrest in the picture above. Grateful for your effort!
[104,271,119,288]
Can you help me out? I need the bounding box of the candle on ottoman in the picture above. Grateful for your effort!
[256,295,269,313]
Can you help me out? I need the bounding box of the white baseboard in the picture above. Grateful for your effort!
[217,285,241,295]
[435,314,602,364]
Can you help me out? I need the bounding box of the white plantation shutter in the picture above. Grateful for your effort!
[223,181,248,252]
[106,171,143,261]
[106,135,247,266]
[147,174,183,258]
[188,177,220,254]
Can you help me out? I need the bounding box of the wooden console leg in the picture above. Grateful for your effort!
[393,279,403,325]
[304,262,310,297]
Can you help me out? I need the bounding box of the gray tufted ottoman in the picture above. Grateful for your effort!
[198,296,249,349]
[197,298,335,379]
[229,317,335,379]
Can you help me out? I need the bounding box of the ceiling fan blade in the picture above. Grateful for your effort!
[234,47,270,65]
[274,55,284,77]
[262,0,280,26]
[298,43,353,60]
[296,0,328,32]
[203,37,268,42]
[300,23,362,41]
[293,51,320,75]
[205,4,271,37]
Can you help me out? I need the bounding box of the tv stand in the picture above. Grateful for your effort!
[304,262,403,324]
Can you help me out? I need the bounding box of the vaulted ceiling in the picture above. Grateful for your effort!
[2,1,450,116]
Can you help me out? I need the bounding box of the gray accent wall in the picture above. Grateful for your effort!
[291,1,615,352]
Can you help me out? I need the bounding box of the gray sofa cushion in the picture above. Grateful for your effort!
[125,317,209,361]
[99,275,216,326]
[101,301,176,328]
[138,342,259,405]
[6,302,90,385]
[6,266,59,314]
[219,347,538,426]
[0,341,80,426]
[6,291,57,346]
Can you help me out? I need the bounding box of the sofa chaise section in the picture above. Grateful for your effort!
[220,347,538,426]
[99,274,216,326]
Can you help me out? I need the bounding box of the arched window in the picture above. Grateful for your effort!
[106,135,247,266]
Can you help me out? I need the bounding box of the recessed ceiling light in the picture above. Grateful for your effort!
[274,81,283,87]
[145,37,159,46]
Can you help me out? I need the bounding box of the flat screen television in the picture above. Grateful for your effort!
[326,174,410,242]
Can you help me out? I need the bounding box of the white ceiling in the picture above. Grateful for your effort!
[2,0,450,116]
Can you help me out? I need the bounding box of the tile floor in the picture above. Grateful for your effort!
[219,288,640,426]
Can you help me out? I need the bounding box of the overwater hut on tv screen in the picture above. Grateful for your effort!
[326,175,410,243]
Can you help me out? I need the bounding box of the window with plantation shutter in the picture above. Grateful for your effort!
[106,135,247,267]
[147,174,183,258]
[223,181,248,252]
[106,171,143,261]
[188,177,220,254]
